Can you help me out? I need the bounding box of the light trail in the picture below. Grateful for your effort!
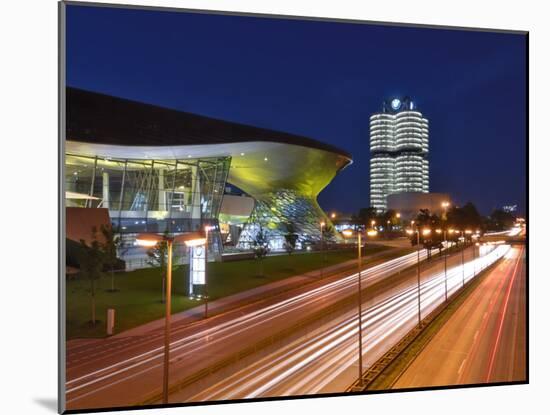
[186,245,510,401]
[66,249,430,401]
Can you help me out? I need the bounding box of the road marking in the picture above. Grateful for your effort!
[485,246,523,382]
[458,359,467,375]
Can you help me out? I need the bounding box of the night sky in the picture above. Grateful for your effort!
[66,4,527,216]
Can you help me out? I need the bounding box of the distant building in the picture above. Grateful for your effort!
[503,204,518,213]
[387,192,450,221]
[370,96,429,210]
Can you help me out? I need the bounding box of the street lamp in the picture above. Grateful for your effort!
[418,228,431,326]
[474,242,479,276]
[442,228,450,302]
[459,230,466,287]
[320,221,326,278]
[136,230,206,404]
[410,223,424,327]
[356,230,364,386]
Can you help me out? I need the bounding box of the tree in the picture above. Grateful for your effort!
[321,224,335,242]
[78,227,104,326]
[380,209,397,231]
[100,224,122,292]
[146,230,170,303]
[283,222,298,255]
[409,209,441,247]
[447,202,483,231]
[253,225,270,277]
[354,207,378,227]
[487,209,516,231]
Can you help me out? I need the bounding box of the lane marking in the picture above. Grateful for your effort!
[458,359,467,375]
[485,246,523,382]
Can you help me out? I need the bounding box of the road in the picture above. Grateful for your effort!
[175,244,509,402]
[66,242,509,409]
[393,245,526,388]
[66,247,427,410]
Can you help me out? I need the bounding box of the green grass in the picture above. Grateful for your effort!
[66,245,392,339]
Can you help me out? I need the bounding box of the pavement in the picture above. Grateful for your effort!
[393,245,526,388]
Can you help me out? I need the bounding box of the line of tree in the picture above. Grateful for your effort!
[352,203,517,234]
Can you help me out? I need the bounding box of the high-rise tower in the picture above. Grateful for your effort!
[369,97,429,211]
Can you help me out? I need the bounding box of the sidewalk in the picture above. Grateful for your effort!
[99,247,402,340]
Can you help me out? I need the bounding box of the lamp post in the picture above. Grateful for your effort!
[436,228,448,302]
[419,228,431,326]
[459,230,465,287]
[465,229,473,280]
[320,221,325,278]
[440,202,450,301]
[355,230,364,386]
[136,231,206,404]
[408,221,427,327]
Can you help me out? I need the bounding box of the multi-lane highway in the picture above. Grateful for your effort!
[66,241,510,410]
[393,245,526,388]
[66,247,428,409]
[179,244,509,401]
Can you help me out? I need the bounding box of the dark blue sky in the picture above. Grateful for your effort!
[66,5,527,216]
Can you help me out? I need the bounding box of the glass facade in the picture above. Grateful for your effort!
[236,189,334,250]
[65,154,231,268]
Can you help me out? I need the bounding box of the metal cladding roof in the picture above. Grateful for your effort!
[66,87,352,160]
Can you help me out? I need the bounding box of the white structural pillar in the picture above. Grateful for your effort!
[191,165,202,220]
[158,169,166,211]
[102,171,110,209]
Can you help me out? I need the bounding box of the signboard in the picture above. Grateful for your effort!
[190,245,206,285]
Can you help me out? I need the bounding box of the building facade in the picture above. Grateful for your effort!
[370,97,429,211]
[65,88,352,269]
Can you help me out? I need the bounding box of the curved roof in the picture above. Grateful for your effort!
[66,87,352,160]
[65,87,352,198]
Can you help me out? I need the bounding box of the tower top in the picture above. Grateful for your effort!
[382,96,416,113]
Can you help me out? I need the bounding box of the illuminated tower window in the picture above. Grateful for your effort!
[369,96,429,210]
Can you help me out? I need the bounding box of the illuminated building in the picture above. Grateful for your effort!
[370,96,429,210]
[65,88,352,268]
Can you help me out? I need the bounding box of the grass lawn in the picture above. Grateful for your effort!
[66,245,393,339]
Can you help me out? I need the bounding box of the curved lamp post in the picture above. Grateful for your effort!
[136,230,206,404]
